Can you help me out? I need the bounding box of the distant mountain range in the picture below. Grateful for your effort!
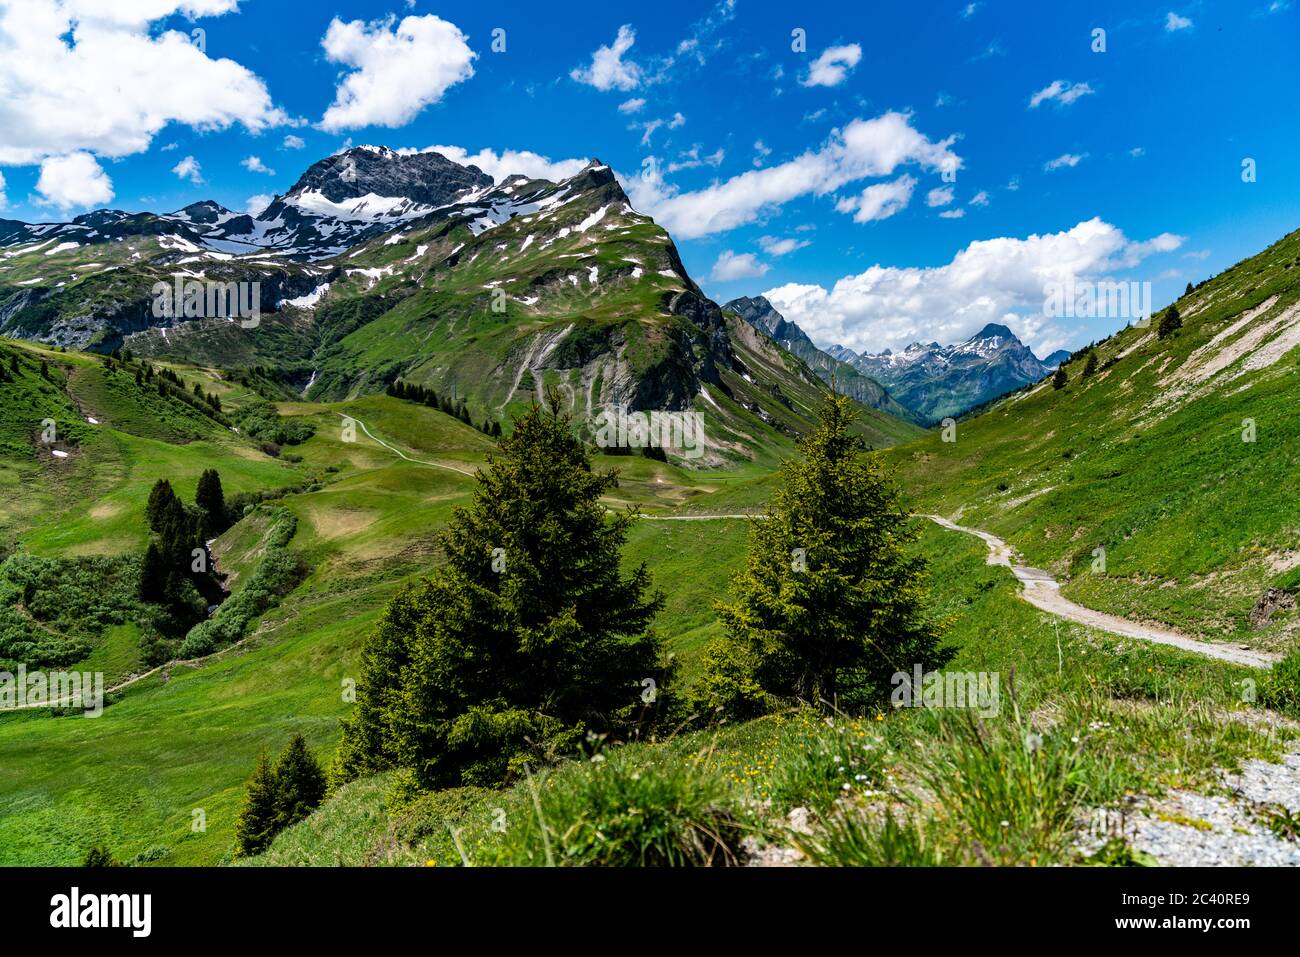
[725,295,1063,424]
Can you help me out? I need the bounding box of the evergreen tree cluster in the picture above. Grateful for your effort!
[233,734,327,857]
[138,472,229,660]
[386,378,501,438]
[1157,304,1182,339]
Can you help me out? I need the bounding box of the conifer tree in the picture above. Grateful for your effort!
[273,734,326,831]
[1082,351,1098,377]
[702,391,950,714]
[145,479,178,531]
[1158,304,1182,339]
[234,751,280,857]
[333,394,666,787]
[195,468,226,537]
[1052,365,1068,390]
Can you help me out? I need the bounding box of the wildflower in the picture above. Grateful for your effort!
[1024,732,1043,754]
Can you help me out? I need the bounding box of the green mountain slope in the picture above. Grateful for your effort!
[885,227,1300,651]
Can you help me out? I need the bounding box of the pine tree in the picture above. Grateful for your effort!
[1184,281,1194,297]
[195,468,226,537]
[272,734,326,831]
[333,394,666,788]
[1082,351,1098,377]
[82,845,120,867]
[1052,366,1068,390]
[234,751,281,857]
[1158,304,1182,339]
[703,391,950,714]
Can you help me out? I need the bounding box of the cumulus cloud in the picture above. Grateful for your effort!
[711,250,770,281]
[762,218,1184,356]
[242,156,275,175]
[171,155,204,185]
[1044,152,1086,171]
[835,174,917,223]
[1029,80,1095,108]
[1165,11,1193,30]
[417,145,588,183]
[969,190,990,206]
[0,0,290,167]
[318,14,476,132]
[282,134,306,150]
[36,152,114,209]
[926,185,955,207]
[618,97,646,114]
[624,111,960,238]
[570,24,642,91]
[938,208,965,219]
[759,235,811,256]
[801,43,862,88]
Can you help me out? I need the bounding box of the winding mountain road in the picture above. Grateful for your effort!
[924,514,1277,669]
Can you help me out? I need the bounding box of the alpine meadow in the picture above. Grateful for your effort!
[1,0,1299,927]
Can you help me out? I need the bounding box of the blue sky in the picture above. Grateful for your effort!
[1,0,1296,356]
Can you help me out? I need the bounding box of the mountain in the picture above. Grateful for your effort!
[835,322,1051,423]
[723,295,918,424]
[1041,349,1071,371]
[0,146,921,465]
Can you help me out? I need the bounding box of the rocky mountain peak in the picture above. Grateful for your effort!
[286,146,493,207]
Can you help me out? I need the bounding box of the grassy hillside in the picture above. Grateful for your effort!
[885,227,1300,652]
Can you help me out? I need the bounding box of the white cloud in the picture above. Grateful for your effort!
[801,43,862,88]
[242,156,275,175]
[282,134,306,150]
[1183,249,1211,260]
[570,24,642,91]
[759,235,811,256]
[1165,11,1193,30]
[319,14,476,132]
[0,170,6,209]
[762,218,1184,355]
[926,185,955,207]
[962,3,981,18]
[835,175,917,223]
[617,97,646,114]
[0,1,290,167]
[1029,80,1095,108]
[160,142,179,152]
[934,91,955,108]
[969,190,990,206]
[171,155,203,185]
[665,145,725,173]
[625,111,960,238]
[1044,152,1086,171]
[1128,146,1146,158]
[938,208,965,219]
[419,145,587,183]
[668,112,686,129]
[711,250,770,281]
[752,140,772,167]
[244,194,273,216]
[1006,176,1021,191]
[36,152,114,209]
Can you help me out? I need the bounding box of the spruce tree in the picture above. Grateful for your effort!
[145,479,178,531]
[703,391,950,714]
[234,751,280,857]
[1158,304,1182,339]
[273,734,326,831]
[139,542,167,603]
[1082,351,1098,377]
[195,468,226,537]
[333,394,666,787]
[1052,365,1068,390]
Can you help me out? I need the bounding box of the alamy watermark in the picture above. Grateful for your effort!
[1043,279,1152,327]
[152,278,261,328]
[0,665,104,717]
[593,406,706,460]
[890,665,1000,717]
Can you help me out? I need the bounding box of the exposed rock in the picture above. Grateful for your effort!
[1250,588,1296,629]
